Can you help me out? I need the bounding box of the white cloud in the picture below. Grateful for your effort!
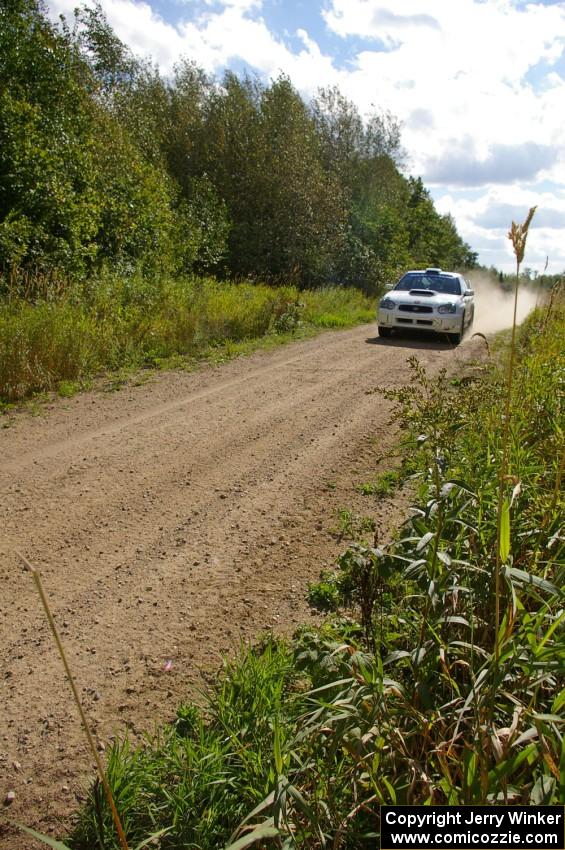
[434,186,565,272]
[48,0,340,86]
[209,0,263,9]
[424,140,558,187]
[321,0,565,179]
[324,1,443,44]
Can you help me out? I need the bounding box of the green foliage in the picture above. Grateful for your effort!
[307,572,341,611]
[332,507,376,542]
[0,1,99,276]
[91,113,179,276]
[405,177,478,270]
[256,76,347,285]
[179,176,231,274]
[0,0,184,279]
[69,639,302,850]
[356,469,400,497]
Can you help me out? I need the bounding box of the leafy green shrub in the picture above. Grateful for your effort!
[272,299,304,333]
[301,287,374,326]
[331,507,376,541]
[356,470,400,497]
[69,639,303,850]
[307,572,340,610]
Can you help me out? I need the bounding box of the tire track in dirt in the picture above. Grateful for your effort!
[0,326,484,847]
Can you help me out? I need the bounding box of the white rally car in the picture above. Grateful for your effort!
[377,268,475,345]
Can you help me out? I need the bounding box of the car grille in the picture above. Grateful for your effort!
[397,318,434,326]
[399,304,433,313]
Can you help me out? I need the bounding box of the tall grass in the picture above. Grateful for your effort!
[68,641,301,850]
[0,276,374,402]
[17,554,131,850]
[494,207,537,661]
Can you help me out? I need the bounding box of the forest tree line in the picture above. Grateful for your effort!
[1,0,478,294]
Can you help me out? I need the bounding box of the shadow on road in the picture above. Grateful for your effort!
[365,331,457,350]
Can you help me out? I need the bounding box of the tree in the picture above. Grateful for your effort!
[256,76,346,283]
[199,72,265,275]
[405,178,476,270]
[311,86,363,192]
[0,0,102,276]
[0,0,184,279]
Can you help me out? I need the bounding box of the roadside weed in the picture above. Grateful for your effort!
[307,572,341,611]
[331,508,376,541]
[356,470,400,497]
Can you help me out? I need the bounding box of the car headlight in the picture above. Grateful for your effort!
[379,298,396,310]
[437,303,457,314]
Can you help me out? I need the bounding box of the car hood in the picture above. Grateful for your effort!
[388,289,462,305]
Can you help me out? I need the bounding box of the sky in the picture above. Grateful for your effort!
[46,0,565,274]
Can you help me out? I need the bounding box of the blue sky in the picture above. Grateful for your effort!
[47,0,565,273]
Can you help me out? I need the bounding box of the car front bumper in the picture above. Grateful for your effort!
[377,309,463,332]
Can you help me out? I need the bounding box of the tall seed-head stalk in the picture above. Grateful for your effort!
[493,207,537,662]
[16,552,130,850]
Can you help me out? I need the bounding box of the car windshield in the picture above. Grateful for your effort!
[395,273,462,295]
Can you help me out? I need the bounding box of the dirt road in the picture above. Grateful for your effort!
[0,325,484,846]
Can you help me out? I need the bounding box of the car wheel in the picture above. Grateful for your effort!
[449,313,465,345]
[378,326,392,338]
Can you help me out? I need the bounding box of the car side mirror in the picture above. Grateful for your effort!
[465,289,474,296]
[385,283,394,291]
